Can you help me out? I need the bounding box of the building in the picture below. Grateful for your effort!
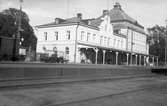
[35,3,158,65]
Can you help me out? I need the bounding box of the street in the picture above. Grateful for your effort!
[0,74,167,106]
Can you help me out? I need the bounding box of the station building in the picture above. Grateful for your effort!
[35,3,158,66]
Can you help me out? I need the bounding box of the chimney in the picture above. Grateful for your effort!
[103,10,109,15]
[114,2,122,10]
[55,18,59,24]
[77,13,82,19]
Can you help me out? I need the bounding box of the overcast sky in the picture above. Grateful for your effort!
[0,0,167,29]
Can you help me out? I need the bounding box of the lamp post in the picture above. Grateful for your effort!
[12,0,23,61]
[165,20,167,65]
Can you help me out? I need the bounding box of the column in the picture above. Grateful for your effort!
[152,57,154,66]
[144,56,146,66]
[130,53,133,65]
[126,53,129,65]
[116,52,119,65]
[157,57,159,67]
[135,54,138,65]
[139,55,141,66]
[94,48,98,64]
[103,50,106,64]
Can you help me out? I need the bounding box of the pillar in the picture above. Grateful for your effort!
[126,53,129,65]
[85,48,88,63]
[130,53,133,65]
[103,50,106,64]
[144,56,146,66]
[135,54,138,65]
[157,57,158,67]
[139,55,141,66]
[116,52,119,65]
[94,48,98,64]
[152,57,154,66]
[110,51,112,64]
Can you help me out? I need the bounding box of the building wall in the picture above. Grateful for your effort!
[126,28,148,54]
[36,25,78,62]
[36,16,148,63]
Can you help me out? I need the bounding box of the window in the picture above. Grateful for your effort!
[107,38,110,46]
[113,29,120,34]
[87,33,90,41]
[65,47,69,54]
[65,47,69,60]
[66,31,70,40]
[121,40,123,48]
[100,36,103,45]
[44,32,47,41]
[53,47,57,55]
[93,34,96,41]
[117,40,120,47]
[104,37,107,45]
[81,31,84,40]
[113,38,116,47]
[55,32,58,40]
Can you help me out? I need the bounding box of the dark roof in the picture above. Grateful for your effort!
[109,2,144,29]
[89,2,145,34]
[36,17,98,30]
[109,3,136,23]
[36,2,145,34]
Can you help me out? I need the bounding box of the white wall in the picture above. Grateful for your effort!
[36,25,78,62]
[127,29,148,54]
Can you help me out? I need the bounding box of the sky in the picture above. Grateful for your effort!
[0,0,167,29]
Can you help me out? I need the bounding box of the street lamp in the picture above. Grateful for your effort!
[165,20,167,65]
[12,0,23,61]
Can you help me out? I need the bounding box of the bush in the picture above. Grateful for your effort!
[39,53,66,63]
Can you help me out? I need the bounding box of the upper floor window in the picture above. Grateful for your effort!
[66,31,70,40]
[55,31,58,40]
[104,37,107,45]
[100,36,103,45]
[81,31,85,40]
[107,38,110,46]
[93,34,96,41]
[117,40,120,47]
[121,40,123,48]
[44,32,47,41]
[87,33,90,41]
[113,38,116,47]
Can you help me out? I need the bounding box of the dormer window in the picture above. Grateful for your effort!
[55,18,59,24]
[114,29,121,34]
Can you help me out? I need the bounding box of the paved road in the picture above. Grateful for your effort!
[0,74,167,106]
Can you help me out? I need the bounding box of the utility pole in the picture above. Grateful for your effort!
[165,20,167,65]
[12,0,23,61]
[130,31,134,65]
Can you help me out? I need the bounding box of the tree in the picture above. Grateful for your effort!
[147,25,167,63]
[0,8,37,55]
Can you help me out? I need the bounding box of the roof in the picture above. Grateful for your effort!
[36,16,98,29]
[36,2,145,34]
[90,2,145,34]
[109,2,144,29]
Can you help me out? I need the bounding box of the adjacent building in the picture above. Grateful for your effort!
[35,3,158,65]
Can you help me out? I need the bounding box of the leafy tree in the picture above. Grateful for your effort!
[147,25,167,63]
[0,8,37,51]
